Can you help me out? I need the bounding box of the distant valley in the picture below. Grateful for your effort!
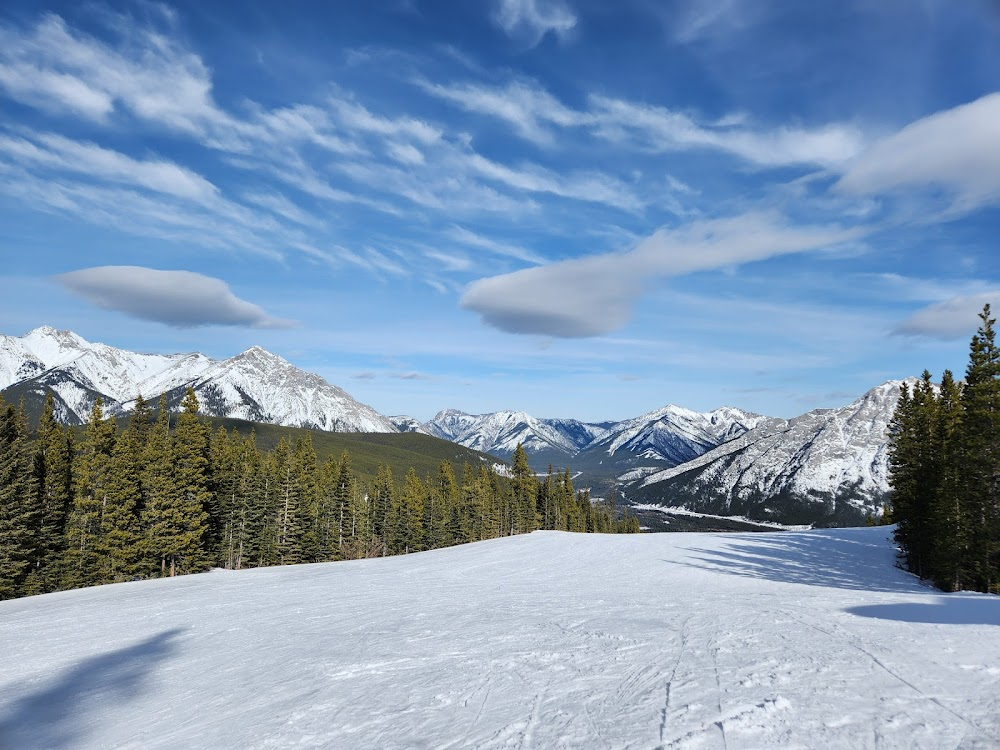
[1,327,907,527]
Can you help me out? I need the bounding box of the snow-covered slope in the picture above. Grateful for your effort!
[0,327,397,432]
[584,404,766,465]
[424,409,609,457]
[389,415,432,434]
[2,528,998,749]
[421,405,760,464]
[627,380,912,525]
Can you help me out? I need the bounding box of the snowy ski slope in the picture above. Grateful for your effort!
[1,528,998,749]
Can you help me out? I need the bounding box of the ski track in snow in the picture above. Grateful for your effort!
[1,528,999,749]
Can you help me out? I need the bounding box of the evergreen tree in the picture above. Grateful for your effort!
[141,396,179,577]
[29,393,73,593]
[273,438,305,565]
[62,397,117,588]
[959,304,1000,592]
[369,464,395,554]
[0,400,37,598]
[510,444,538,535]
[168,389,212,575]
[929,370,964,590]
[100,424,145,581]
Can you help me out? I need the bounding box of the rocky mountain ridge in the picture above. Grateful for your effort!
[0,327,396,432]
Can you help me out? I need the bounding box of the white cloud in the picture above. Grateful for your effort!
[837,92,1000,213]
[893,292,1000,340]
[0,131,218,201]
[0,14,226,135]
[589,95,863,168]
[461,213,860,337]
[415,79,584,145]
[56,266,294,328]
[446,226,546,264]
[420,77,863,168]
[491,0,577,46]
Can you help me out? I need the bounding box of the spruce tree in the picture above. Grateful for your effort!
[274,438,304,564]
[0,400,37,598]
[168,389,212,575]
[510,444,538,535]
[959,304,1000,592]
[100,425,145,581]
[30,393,73,593]
[930,370,964,590]
[62,397,117,588]
[141,396,179,577]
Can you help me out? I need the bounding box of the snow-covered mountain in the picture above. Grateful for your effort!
[580,404,766,466]
[423,408,611,457]
[0,327,397,432]
[389,415,432,435]
[625,380,912,526]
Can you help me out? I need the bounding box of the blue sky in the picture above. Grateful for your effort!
[1,0,998,422]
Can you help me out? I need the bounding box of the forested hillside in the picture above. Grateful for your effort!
[0,391,638,600]
[888,304,1000,593]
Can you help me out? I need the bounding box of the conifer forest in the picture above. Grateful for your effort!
[0,390,639,601]
[888,304,1000,593]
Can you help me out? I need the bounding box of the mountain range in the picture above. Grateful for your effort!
[0,326,396,432]
[0,327,908,526]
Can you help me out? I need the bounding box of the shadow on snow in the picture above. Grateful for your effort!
[0,628,184,750]
[674,529,920,594]
[847,597,1000,626]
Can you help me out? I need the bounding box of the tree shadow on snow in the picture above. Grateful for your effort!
[0,628,184,750]
[847,597,1000,626]
[675,529,920,594]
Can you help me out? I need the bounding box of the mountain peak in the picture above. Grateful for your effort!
[24,325,88,346]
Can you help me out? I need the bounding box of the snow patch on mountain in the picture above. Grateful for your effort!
[632,380,913,519]
[424,409,608,456]
[0,327,396,433]
[588,404,766,465]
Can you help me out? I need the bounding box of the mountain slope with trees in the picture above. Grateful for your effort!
[0,391,638,601]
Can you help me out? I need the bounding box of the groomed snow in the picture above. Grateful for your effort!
[1,528,998,749]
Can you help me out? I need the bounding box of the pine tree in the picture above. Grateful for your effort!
[141,396,178,577]
[274,438,305,564]
[929,370,964,590]
[959,304,1000,592]
[62,397,117,588]
[0,400,37,598]
[168,389,212,575]
[100,424,145,581]
[30,393,73,593]
[369,464,395,554]
[510,444,538,535]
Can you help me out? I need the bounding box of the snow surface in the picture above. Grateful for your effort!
[2,527,998,749]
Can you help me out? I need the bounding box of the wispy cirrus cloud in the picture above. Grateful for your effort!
[491,0,577,47]
[420,77,864,168]
[56,266,294,328]
[0,130,218,201]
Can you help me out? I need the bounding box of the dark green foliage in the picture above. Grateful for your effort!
[0,400,38,598]
[29,393,72,593]
[100,425,145,581]
[62,397,117,589]
[0,385,640,601]
[889,305,1000,593]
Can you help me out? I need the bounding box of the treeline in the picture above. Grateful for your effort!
[0,389,639,600]
[888,304,1000,593]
